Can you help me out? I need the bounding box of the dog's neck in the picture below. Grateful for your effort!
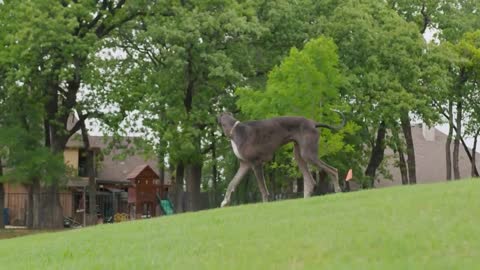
[229,121,240,138]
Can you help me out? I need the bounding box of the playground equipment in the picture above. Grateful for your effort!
[157,194,174,215]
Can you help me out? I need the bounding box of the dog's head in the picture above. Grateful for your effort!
[217,112,235,134]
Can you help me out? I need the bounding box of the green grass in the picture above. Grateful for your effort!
[1,180,480,270]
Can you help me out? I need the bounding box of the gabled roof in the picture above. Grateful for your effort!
[126,164,159,180]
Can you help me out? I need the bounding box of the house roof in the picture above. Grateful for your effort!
[126,164,159,180]
[96,179,131,186]
[65,134,106,149]
[96,145,169,184]
[66,178,89,188]
[377,124,480,187]
[66,133,171,185]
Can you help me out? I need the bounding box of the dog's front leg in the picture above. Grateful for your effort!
[221,161,250,207]
[293,144,316,198]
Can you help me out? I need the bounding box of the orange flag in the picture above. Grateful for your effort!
[345,169,353,181]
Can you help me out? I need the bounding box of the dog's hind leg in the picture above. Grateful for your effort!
[297,137,341,192]
[293,144,316,198]
[306,157,340,193]
[221,161,250,207]
[252,165,270,202]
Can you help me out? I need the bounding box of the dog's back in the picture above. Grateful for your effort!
[233,117,318,163]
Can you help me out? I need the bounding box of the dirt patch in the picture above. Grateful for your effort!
[0,228,57,240]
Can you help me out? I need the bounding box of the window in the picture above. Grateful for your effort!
[78,149,97,177]
[78,149,88,177]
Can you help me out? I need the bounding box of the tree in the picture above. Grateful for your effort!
[0,157,4,229]
[0,0,149,227]
[322,0,427,186]
[237,37,358,191]
[0,90,66,228]
[386,0,446,184]
[79,121,97,225]
[421,41,459,180]
[425,32,480,180]
[390,0,480,180]
[455,31,480,177]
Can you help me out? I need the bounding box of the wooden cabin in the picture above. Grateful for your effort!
[127,165,170,219]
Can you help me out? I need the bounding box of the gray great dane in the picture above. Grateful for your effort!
[218,112,345,207]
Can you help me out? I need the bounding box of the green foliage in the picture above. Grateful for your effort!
[238,37,342,119]
[313,0,433,182]
[0,0,148,188]
[0,91,65,185]
[98,0,262,167]
[325,0,426,124]
[237,37,358,182]
[458,31,480,74]
[454,31,480,137]
[436,0,480,42]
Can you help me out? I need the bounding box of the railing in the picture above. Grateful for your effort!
[2,192,128,227]
[3,190,307,227]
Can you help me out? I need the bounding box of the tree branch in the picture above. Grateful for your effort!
[96,8,145,38]
[419,1,430,34]
[68,113,90,138]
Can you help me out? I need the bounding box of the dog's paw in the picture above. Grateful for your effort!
[220,200,228,207]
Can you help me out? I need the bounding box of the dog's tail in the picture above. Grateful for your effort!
[315,110,346,131]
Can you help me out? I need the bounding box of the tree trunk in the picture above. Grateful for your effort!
[0,158,4,229]
[26,185,33,228]
[185,163,202,211]
[453,101,462,179]
[471,128,480,177]
[243,175,250,203]
[398,149,408,185]
[269,168,275,201]
[174,162,185,213]
[296,177,303,194]
[211,138,218,206]
[393,129,408,185]
[80,122,97,225]
[37,184,63,229]
[27,179,41,229]
[159,165,165,198]
[446,100,453,180]
[316,170,331,195]
[401,113,416,184]
[35,139,66,229]
[365,121,387,187]
[438,103,479,177]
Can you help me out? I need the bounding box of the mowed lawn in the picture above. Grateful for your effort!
[1,180,479,270]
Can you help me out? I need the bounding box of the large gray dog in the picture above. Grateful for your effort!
[218,112,345,207]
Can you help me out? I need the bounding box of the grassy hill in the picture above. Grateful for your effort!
[1,180,479,270]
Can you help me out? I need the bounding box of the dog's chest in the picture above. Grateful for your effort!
[230,140,244,160]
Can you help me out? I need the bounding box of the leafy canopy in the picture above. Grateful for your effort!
[237,36,357,158]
